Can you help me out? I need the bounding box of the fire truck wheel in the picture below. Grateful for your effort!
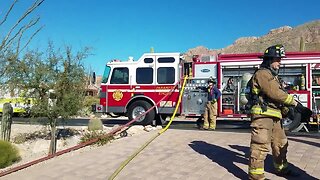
[156,115,168,125]
[127,100,155,125]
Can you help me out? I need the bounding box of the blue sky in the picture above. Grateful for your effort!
[1,0,319,75]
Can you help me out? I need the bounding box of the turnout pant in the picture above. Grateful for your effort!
[203,101,217,129]
[248,117,289,180]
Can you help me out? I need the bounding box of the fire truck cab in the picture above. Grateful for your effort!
[95,51,320,131]
[97,53,183,125]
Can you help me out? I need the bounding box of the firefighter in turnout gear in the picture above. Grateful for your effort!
[201,78,221,130]
[248,45,301,179]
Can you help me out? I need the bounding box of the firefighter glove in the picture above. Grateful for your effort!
[211,99,217,104]
[295,103,304,113]
[281,106,290,117]
[295,103,313,118]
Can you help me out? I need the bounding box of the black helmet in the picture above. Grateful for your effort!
[208,77,216,83]
[258,44,286,59]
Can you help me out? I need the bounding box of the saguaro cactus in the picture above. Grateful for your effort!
[1,103,13,141]
[300,36,305,52]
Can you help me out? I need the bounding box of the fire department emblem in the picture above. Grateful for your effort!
[112,90,123,101]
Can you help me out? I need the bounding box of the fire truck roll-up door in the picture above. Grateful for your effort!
[218,52,320,131]
[220,64,259,117]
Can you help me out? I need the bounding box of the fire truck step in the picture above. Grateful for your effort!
[291,123,309,132]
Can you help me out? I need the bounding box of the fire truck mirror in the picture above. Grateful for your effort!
[184,63,192,76]
[91,104,96,112]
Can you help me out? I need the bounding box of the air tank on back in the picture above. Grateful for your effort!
[239,73,253,106]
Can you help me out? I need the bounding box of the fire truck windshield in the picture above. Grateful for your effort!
[102,66,111,83]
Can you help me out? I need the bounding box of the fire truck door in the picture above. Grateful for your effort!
[155,55,180,113]
[107,67,131,113]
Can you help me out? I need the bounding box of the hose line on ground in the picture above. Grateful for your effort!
[108,75,188,180]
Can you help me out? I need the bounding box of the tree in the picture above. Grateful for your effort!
[0,0,44,85]
[10,42,90,154]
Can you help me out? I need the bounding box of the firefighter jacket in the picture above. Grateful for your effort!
[250,68,296,119]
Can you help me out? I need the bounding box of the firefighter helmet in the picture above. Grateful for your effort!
[258,44,286,59]
[208,77,216,84]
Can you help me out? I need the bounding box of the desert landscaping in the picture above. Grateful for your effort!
[0,120,161,172]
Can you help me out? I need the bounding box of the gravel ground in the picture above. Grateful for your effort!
[0,123,162,172]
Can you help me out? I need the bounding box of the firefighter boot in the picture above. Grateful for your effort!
[200,118,209,130]
[196,118,204,129]
[201,117,209,130]
[209,116,216,130]
[200,124,209,130]
[275,167,300,177]
[270,119,299,177]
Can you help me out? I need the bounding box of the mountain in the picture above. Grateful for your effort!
[184,20,320,60]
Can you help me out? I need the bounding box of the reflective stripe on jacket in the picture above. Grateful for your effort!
[251,105,282,119]
[250,68,296,118]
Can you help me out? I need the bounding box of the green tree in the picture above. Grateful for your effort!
[0,0,44,145]
[10,43,90,154]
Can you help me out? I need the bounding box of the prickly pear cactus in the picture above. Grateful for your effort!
[1,103,13,141]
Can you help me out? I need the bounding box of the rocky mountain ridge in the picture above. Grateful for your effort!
[184,20,320,60]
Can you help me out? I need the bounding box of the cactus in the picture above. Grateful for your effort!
[300,36,305,52]
[1,103,13,141]
[88,118,103,131]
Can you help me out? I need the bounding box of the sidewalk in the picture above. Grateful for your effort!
[2,129,320,180]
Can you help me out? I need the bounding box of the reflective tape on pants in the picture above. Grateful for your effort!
[249,168,264,175]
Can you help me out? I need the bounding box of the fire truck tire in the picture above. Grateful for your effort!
[127,100,155,125]
[282,108,301,131]
[156,115,168,125]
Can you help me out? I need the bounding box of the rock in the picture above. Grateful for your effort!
[268,26,292,35]
[233,37,258,45]
[143,125,157,132]
[126,125,145,135]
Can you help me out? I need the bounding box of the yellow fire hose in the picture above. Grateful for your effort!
[108,75,188,180]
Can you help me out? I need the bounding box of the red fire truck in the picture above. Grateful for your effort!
[94,51,320,131]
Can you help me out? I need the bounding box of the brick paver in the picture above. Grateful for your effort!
[2,129,320,180]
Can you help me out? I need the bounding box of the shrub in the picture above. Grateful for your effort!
[80,131,114,146]
[83,96,100,108]
[12,133,28,144]
[78,96,100,116]
[12,128,81,144]
[88,118,103,131]
[0,140,21,168]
